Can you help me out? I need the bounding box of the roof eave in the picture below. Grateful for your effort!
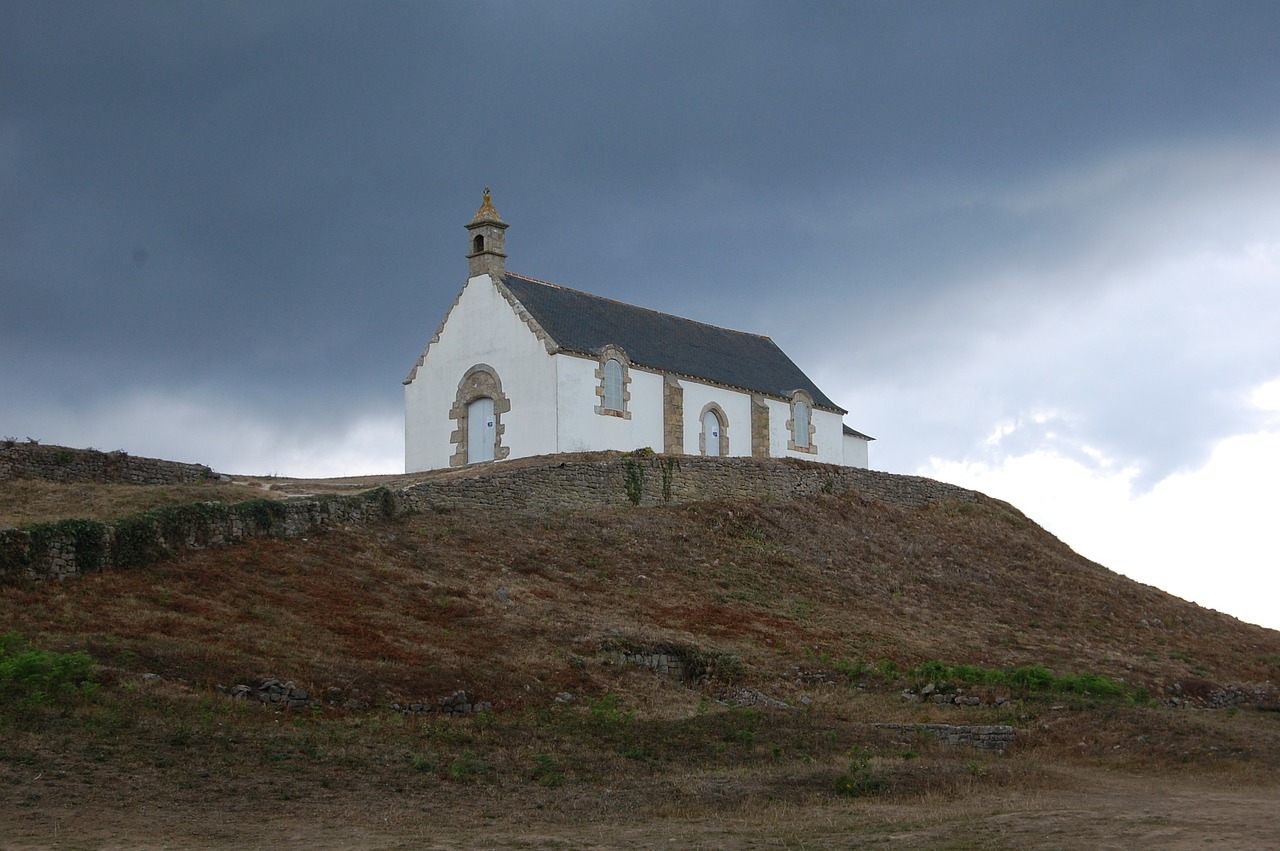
[552,347,847,414]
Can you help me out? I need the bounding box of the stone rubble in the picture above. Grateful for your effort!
[900,684,1010,707]
[873,723,1016,754]
[393,690,493,716]
[721,688,790,709]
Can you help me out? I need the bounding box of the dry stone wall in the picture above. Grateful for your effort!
[393,454,981,513]
[0,442,217,485]
[1,453,982,583]
[873,723,1016,754]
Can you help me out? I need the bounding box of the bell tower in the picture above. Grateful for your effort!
[465,187,508,278]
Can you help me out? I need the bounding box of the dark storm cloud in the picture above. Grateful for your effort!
[3,1,1280,478]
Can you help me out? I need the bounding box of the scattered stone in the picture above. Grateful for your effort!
[141,673,161,684]
[723,689,790,709]
[494,588,511,604]
[438,690,477,716]
[555,692,576,703]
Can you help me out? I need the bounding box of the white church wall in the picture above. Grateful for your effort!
[763,398,791,459]
[760,399,847,465]
[810,408,846,465]
[680,381,753,456]
[404,274,559,471]
[843,431,870,469]
[554,355,665,453]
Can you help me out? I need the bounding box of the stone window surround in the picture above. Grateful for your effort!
[697,401,730,457]
[448,363,512,467]
[594,344,632,419]
[786,389,817,454]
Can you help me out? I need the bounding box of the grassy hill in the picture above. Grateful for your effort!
[3,456,1279,848]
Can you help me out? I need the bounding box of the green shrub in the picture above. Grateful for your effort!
[588,693,631,726]
[903,659,1135,700]
[0,633,97,709]
[448,750,485,782]
[531,753,565,787]
[1007,664,1056,692]
[833,746,886,797]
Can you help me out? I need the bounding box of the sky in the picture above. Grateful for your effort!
[3,2,1279,629]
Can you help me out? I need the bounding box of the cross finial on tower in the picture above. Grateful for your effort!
[473,187,501,222]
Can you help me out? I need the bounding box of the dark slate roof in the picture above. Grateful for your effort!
[501,273,844,412]
[843,424,875,441]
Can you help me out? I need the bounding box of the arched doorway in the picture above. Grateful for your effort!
[702,409,722,457]
[467,397,496,463]
[449,363,509,468]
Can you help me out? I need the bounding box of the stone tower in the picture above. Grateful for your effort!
[465,187,508,278]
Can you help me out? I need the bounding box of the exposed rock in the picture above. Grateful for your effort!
[722,689,790,709]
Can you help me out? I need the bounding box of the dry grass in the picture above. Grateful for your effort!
[0,479,267,527]
[3,474,1280,847]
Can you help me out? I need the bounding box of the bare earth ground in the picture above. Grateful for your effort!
[4,770,1279,849]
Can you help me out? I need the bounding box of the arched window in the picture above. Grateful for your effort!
[793,400,810,448]
[472,234,484,254]
[594,345,632,419]
[787,390,816,454]
[603,358,624,411]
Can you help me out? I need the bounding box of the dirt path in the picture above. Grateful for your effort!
[4,771,1277,849]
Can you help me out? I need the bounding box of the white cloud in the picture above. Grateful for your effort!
[1252,378,1280,413]
[11,390,404,478]
[923,413,1280,632]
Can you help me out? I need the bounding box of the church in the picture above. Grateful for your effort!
[404,191,872,473]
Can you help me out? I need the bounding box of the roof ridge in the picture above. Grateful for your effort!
[504,272,774,342]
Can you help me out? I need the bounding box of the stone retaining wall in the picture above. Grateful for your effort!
[874,723,1017,754]
[1,490,398,581]
[1,454,983,583]
[0,442,217,485]
[393,454,980,513]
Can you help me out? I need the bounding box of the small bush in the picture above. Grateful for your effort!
[833,746,886,797]
[0,632,97,709]
[531,753,564,787]
[1007,663,1056,692]
[588,693,631,726]
[448,750,485,782]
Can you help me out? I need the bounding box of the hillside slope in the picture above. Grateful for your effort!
[4,480,1276,709]
[4,459,1280,848]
